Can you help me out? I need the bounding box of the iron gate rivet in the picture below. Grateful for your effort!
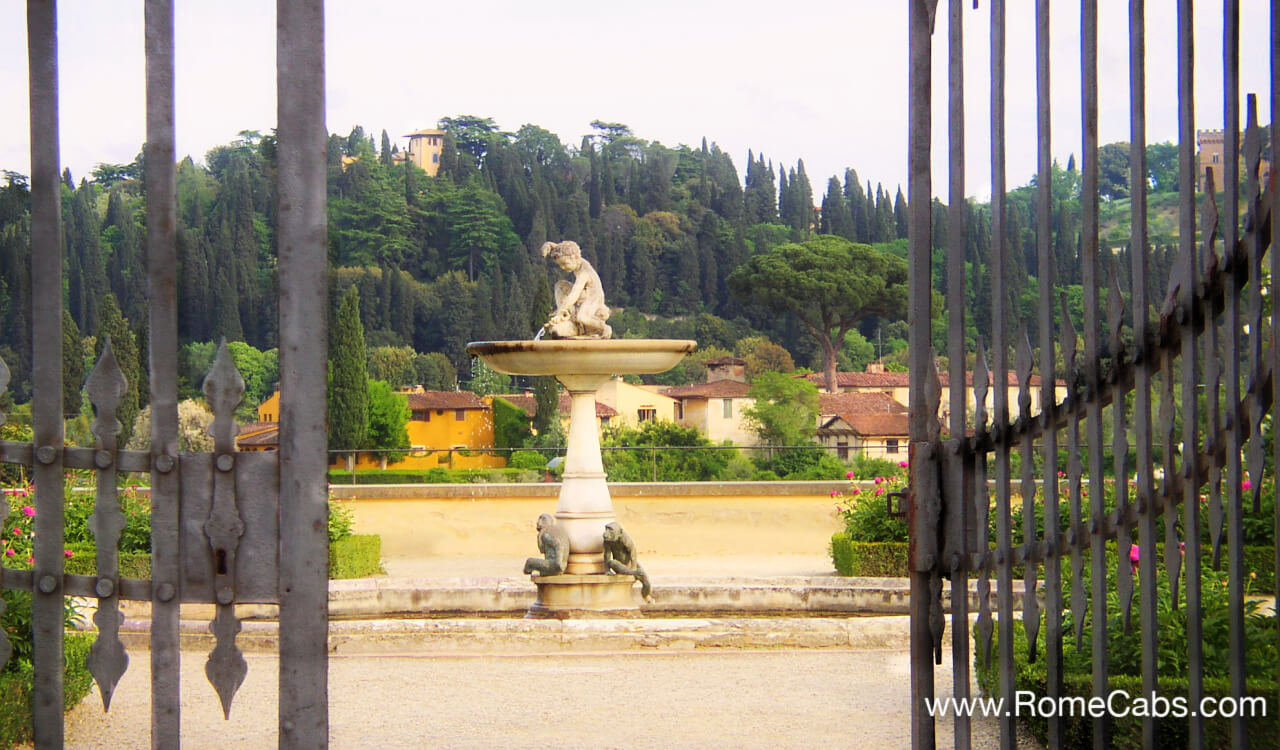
[37,575,57,593]
[35,445,56,464]
[216,587,234,605]
[95,578,114,598]
[216,454,235,472]
[94,450,113,469]
[156,582,175,602]
[155,454,175,473]
[283,721,295,732]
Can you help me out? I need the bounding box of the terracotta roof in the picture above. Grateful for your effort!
[820,412,910,437]
[705,356,745,366]
[492,393,617,419]
[818,391,907,416]
[661,380,753,399]
[236,424,279,447]
[405,390,487,410]
[238,421,277,436]
[803,371,1063,388]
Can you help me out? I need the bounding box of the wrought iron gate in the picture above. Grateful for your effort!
[1,2,329,747]
[909,1,1280,748]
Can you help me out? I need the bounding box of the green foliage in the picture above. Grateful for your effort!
[829,534,909,577]
[328,467,541,484]
[601,422,729,482]
[735,336,795,380]
[742,371,818,446]
[328,285,369,451]
[728,235,907,393]
[410,352,455,391]
[833,475,909,543]
[329,534,383,579]
[0,632,94,747]
[328,501,355,543]
[93,294,141,446]
[508,450,548,471]
[530,376,559,437]
[367,346,416,388]
[464,360,511,396]
[492,397,534,450]
[364,380,410,460]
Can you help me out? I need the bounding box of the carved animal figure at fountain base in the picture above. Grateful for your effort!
[523,513,570,577]
[603,522,652,602]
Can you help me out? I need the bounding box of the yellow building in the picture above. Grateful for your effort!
[239,389,504,469]
[404,128,446,176]
[495,393,617,436]
[661,379,758,446]
[816,392,910,460]
[595,377,679,427]
[1196,128,1272,193]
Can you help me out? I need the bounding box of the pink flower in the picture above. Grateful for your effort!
[25,557,32,565]
[4,548,14,557]
[1057,471,1066,478]
[874,487,885,496]
[9,528,21,537]
[21,506,35,517]
[1242,479,1253,491]
[874,477,884,485]
[898,460,909,468]
[830,490,840,498]
[850,487,861,496]
[64,549,74,559]
[846,471,855,479]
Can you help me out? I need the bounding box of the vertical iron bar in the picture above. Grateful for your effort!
[27,2,65,746]
[1221,2,1246,746]
[1080,1,1110,747]
[1179,0,1206,745]
[1128,2,1159,747]
[908,2,937,748]
[989,3,1016,748]
[946,0,971,746]
[144,1,181,746]
[1035,3,1063,745]
[1272,0,1280,712]
[277,2,330,747]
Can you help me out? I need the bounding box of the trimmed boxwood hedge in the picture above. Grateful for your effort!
[62,536,385,581]
[329,534,382,579]
[830,533,908,577]
[328,467,541,484]
[0,632,93,749]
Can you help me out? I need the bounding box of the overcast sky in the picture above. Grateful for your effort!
[0,1,1272,202]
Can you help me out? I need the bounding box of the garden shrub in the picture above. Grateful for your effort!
[508,450,548,471]
[0,632,93,749]
[329,534,382,579]
[830,532,908,577]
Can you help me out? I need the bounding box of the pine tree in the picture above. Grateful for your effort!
[328,285,369,454]
[380,129,393,167]
[62,309,85,418]
[94,294,140,446]
[893,187,909,240]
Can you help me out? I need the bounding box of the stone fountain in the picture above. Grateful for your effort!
[467,241,694,617]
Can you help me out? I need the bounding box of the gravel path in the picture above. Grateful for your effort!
[62,648,1041,749]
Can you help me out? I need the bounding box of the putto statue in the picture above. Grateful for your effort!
[540,241,612,340]
[523,513,570,577]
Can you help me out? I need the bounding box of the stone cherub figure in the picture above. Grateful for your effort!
[523,513,570,577]
[540,240,612,340]
[602,521,652,602]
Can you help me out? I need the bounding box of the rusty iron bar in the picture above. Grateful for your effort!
[1219,0,1240,746]
[143,0,182,745]
[27,1,66,746]
[945,0,971,746]
[1128,2,1160,747]
[276,1,331,746]
[1035,2,1064,745]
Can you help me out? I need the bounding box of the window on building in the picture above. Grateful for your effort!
[1212,154,1220,163]
[676,402,684,420]
[722,399,733,418]
[432,153,439,163]
[886,438,900,454]
[455,409,466,421]
[638,407,656,422]
[837,441,849,460]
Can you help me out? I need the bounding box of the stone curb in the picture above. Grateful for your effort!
[114,615,931,654]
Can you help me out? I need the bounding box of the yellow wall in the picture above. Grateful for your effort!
[330,402,505,470]
[597,378,678,427]
[257,392,280,423]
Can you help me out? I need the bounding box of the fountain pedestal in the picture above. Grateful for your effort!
[466,339,695,617]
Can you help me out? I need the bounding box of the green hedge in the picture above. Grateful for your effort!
[328,468,541,484]
[0,632,93,749]
[329,534,382,579]
[830,533,908,576]
[61,536,386,581]
[976,625,1278,749]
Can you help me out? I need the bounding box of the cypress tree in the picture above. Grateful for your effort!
[95,294,140,446]
[328,285,369,454]
[62,309,85,418]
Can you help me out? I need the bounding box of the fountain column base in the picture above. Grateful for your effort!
[525,574,642,619]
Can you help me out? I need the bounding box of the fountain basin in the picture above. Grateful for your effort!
[465,339,696,377]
